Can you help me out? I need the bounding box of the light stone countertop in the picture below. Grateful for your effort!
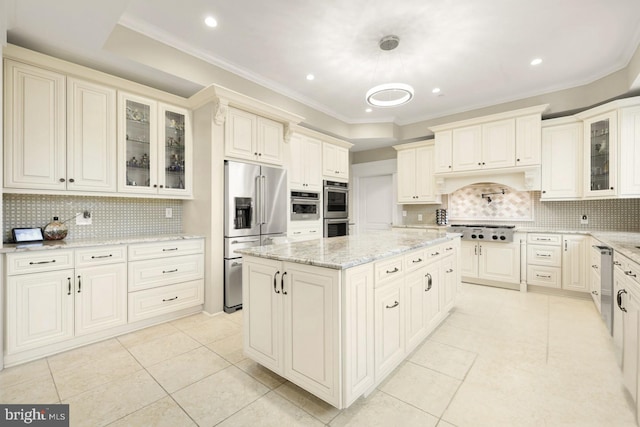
[0,234,204,254]
[237,229,459,270]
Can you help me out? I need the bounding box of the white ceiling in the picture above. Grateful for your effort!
[5,0,640,130]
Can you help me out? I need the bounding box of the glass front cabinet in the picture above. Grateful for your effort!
[118,92,192,197]
[584,111,617,198]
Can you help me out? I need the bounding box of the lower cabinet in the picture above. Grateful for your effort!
[461,240,520,285]
[375,277,405,381]
[243,257,340,407]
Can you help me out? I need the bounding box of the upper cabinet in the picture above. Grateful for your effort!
[540,118,583,200]
[394,140,441,204]
[619,105,640,196]
[118,92,192,197]
[323,142,350,181]
[430,105,548,175]
[289,133,322,191]
[225,106,284,166]
[582,111,617,198]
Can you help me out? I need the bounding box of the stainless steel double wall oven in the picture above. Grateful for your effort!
[323,180,349,237]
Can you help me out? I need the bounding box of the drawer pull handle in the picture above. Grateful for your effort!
[162,248,179,252]
[386,267,399,274]
[445,247,453,251]
[77,275,82,293]
[431,251,440,256]
[231,261,242,267]
[536,274,552,279]
[163,269,178,274]
[230,239,259,244]
[592,265,599,269]
[614,261,622,266]
[67,277,72,295]
[425,273,433,291]
[163,296,178,302]
[446,268,454,273]
[29,260,56,265]
[618,289,628,312]
[537,253,551,258]
[592,290,599,295]
[538,238,551,241]
[386,301,399,309]
[273,271,281,294]
[91,254,113,259]
[412,258,423,264]
[625,271,637,278]
[281,272,288,295]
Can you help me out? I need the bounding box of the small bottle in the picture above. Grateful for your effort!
[43,217,68,240]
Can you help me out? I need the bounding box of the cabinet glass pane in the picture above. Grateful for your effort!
[164,110,186,190]
[589,119,610,191]
[125,100,151,188]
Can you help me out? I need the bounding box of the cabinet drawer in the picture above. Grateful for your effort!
[527,234,561,245]
[425,244,445,261]
[128,279,204,323]
[527,265,561,288]
[374,255,404,287]
[614,252,629,272]
[75,245,127,267]
[128,254,204,292]
[527,245,562,267]
[128,239,204,261]
[404,250,427,273]
[6,250,74,276]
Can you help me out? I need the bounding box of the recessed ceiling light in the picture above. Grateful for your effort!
[365,108,372,113]
[306,74,315,81]
[530,58,542,66]
[204,16,218,28]
[432,87,441,94]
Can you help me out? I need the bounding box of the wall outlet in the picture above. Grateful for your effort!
[402,210,407,217]
[76,212,92,225]
[165,208,173,218]
[418,214,423,221]
[580,214,588,225]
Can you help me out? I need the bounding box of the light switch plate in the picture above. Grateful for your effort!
[165,208,173,218]
[580,214,588,225]
[76,212,92,225]
[418,214,423,221]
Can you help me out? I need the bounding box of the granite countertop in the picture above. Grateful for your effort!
[0,234,204,253]
[237,229,459,270]
[590,232,640,266]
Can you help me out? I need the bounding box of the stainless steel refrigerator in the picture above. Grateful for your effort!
[224,160,287,312]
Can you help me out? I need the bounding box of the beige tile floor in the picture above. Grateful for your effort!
[1,283,637,426]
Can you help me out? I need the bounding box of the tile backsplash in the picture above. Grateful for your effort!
[401,190,640,231]
[3,194,183,243]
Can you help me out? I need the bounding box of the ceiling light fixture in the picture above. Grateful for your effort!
[432,88,441,94]
[366,35,414,108]
[306,74,315,81]
[204,16,218,28]
[365,108,372,113]
[530,58,542,66]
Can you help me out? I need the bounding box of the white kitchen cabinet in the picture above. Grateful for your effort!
[622,279,640,402]
[441,250,458,313]
[395,141,441,204]
[224,107,284,166]
[323,142,349,181]
[289,220,323,241]
[515,114,542,166]
[562,235,589,293]
[434,130,453,173]
[6,269,75,354]
[620,105,640,196]
[583,111,617,198]
[4,60,66,191]
[374,277,405,381]
[119,93,192,197]
[481,119,516,169]
[462,240,520,285]
[541,120,583,200]
[405,267,428,353]
[289,133,322,191]
[424,262,441,332]
[460,240,479,278]
[243,257,340,407]
[451,125,482,171]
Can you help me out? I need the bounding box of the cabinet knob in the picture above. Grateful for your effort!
[482,162,486,165]
[258,153,262,156]
[542,190,546,194]
[478,162,482,166]
[153,184,158,188]
[69,178,75,183]
[254,152,258,156]
[159,185,164,188]
[448,165,452,168]
[610,187,614,190]
[59,178,66,182]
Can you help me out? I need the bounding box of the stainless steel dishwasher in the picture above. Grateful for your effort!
[593,245,613,334]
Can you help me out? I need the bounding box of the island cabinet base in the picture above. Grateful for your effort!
[242,237,460,409]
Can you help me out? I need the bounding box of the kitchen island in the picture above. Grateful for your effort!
[237,230,461,409]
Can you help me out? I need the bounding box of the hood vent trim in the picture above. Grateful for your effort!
[434,165,541,194]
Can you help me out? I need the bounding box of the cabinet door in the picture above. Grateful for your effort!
[75,263,127,336]
[478,242,520,284]
[620,106,640,196]
[375,279,405,381]
[4,60,66,190]
[515,114,541,166]
[225,107,256,161]
[460,241,478,278]
[622,284,640,401]
[415,145,437,202]
[305,137,323,191]
[283,263,339,406]
[242,258,283,373]
[541,123,582,199]
[67,78,117,192]
[336,145,350,179]
[405,268,427,353]
[119,92,158,194]
[441,254,457,312]
[257,117,283,165]
[289,134,306,189]
[482,119,516,169]
[158,103,192,197]
[562,235,589,292]
[452,125,482,171]
[396,149,417,202]
[322,142,338,177]
[434,130,453,173]
[613,269,625,367]
[424,263,441,331]
[6,269,74,354]
[584,111,617,198]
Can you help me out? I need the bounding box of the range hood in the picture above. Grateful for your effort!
[434,165,541,194]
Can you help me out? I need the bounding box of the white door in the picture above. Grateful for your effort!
[460,241,479,278]
[405,268,427,352]
[482,119,516,169]
[479,242,520,284]
[374,280,405,380]
[541,123,583,199]
[75,264,127,336]
[358,174,393,231]
[257,117,284,165]
[562,235,589,292]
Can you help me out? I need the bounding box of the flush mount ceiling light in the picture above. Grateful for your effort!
[204,16,218,28]
[366,35,414,108]
[530,57,542,66]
